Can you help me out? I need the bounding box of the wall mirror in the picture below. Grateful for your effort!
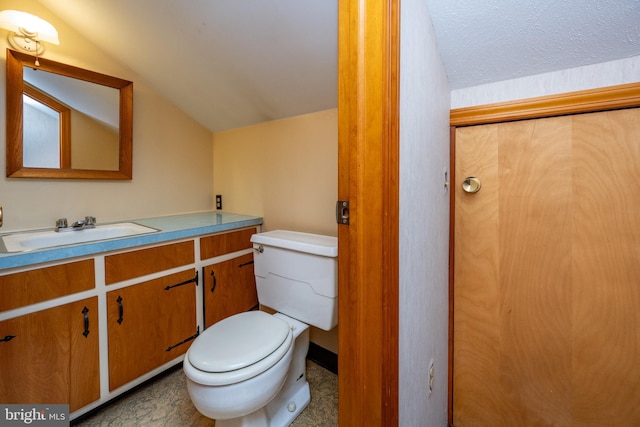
[6,49,133,179]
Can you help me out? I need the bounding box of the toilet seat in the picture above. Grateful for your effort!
[186,311,293,386]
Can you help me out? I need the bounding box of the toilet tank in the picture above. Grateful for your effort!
[250,230,338,331]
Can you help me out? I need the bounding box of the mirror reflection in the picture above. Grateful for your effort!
[23,67,120,171]
[6,49,133,179]
[22,87,63,168]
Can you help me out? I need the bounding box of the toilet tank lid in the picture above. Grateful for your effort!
[251,230,338,257]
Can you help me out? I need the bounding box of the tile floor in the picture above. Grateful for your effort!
[72,360,337,427]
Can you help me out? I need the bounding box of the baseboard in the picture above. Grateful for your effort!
[307,342,338,375]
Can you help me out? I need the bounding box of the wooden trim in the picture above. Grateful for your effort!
[383,0,400,424]
[338,0,399,425]
[6,49,23,177]
[6,49,133,180]
[23,83,72,169]
[450,82,640,126]
[119,82,134,179]
[448,82,640,425]
[447,126,456,426]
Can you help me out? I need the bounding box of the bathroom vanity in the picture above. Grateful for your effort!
[0,212,262,419]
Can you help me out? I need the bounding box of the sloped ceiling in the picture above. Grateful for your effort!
[36,0,338,133]
[37,0,640,132]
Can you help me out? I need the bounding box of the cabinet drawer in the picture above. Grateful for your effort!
[0,259,95,312]
[105,241,194,284]
[200,228,256,260]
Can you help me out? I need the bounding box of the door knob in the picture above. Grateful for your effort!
[462,176,481,193]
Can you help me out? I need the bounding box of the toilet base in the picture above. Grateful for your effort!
[216,381,310,427]
[215,410,268,427]
[265,378,310,426]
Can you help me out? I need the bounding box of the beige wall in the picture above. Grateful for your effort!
[71,111,119,171]
[213,108,338,237]
[0,0,214,232]
[213,108,339,353]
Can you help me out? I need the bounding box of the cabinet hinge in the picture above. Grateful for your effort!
[166,326,200,352]
[164,271,198,290]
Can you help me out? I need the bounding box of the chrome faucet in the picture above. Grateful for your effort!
[55,216,96,232]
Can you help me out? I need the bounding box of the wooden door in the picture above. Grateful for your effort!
[453,108,640,426]
[107,269,197,390]
[0,297,99,412]
[203,253,258,328]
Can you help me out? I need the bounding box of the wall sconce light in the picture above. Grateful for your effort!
[0,10,59,61]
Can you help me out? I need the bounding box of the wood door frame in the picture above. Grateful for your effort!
[448,82,640,425]
[337,0,400,425]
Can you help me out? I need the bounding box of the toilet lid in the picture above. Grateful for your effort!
[188,311,291,373]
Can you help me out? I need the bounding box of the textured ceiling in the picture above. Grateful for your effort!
[428,0,640,89]
[36,0,640,132]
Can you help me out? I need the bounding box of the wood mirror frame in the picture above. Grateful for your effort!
[6,49,133,179]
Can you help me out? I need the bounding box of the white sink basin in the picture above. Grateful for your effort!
[0,222,159,253]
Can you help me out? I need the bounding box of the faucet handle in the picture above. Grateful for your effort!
[85,216,96,226]
[56,218,68,229]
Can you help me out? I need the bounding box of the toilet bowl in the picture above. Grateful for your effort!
[184,230,337,427]
[184,311,310,426]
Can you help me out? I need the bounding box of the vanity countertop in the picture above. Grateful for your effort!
[0,211,263,271]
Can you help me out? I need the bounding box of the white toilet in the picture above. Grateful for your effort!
[183,230,338,427]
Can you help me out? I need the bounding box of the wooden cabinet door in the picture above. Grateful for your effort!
[204,253,258,327]
[107,269,198,391]
[0,297,99,412]
[453,108,640,426]
[69,298,100,411]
